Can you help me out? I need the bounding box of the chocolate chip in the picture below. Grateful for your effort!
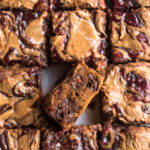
[87,74,99,92]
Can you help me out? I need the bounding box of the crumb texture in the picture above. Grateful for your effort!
[43,63,103,128]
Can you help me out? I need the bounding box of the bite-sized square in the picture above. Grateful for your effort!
[50,0,106,9]
[112,0,150,10]
[0,65,45,128]
[102,62,150,124]
[43,62,103,128]
[0,129,40,150]
[99,124,150,150]
[110,8,150,63]
[50,9,107,72]
[42,124,102,150]
[0,11,49,67]
[0,0,49,11]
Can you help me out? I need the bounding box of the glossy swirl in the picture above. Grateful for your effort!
[0,66,42,128]
[0,11,48,67]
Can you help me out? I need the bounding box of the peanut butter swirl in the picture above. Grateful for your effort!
[51,9,107,72]
[110,8,150,63]
[0,66,42,128]
[0,129,40,150]
[103,62,150,124]
[0,11,48,67]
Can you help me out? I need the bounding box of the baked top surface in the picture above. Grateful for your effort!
[0,129,40,150]
[50,9,107,71]
[110,7,150,63]
[0,11,49,67]
[0,0,150,148]
[0,66,44,128]
[102,62,150,124]
[0,0,49,10]
[100,124,150,150]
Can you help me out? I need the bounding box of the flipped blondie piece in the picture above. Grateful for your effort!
[0,0,49,11]
[0,129,40,150]
[42,124,102,150]
[110,8,150,63]
[43,62,103,128]
[102,62,150,124]
[50,9,107,72]
[0,11,49,67]
[50,0,106,9]
[112,0,150,10]
[0,66,44,128]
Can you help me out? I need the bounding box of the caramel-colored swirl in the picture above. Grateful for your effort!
[0,11,48,67]
[111,8,150,62]
[0,129,40,150]
[103,62,150,124]
[51,9,106,62]
[0,66,42,128]
[100,127,116,149]
[0,0,40,9]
